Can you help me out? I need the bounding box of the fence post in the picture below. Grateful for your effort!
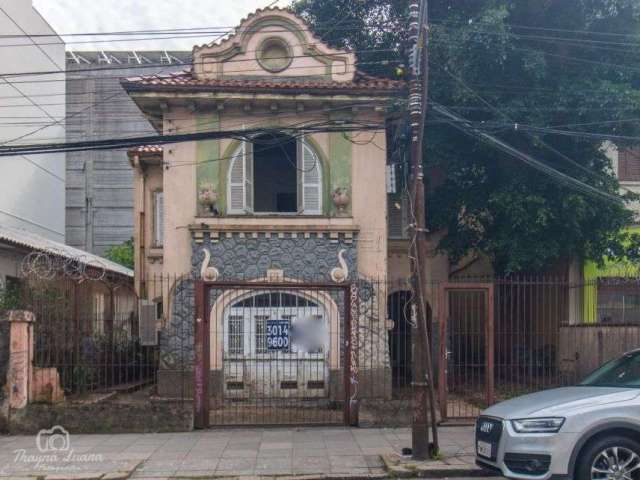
[2,310,35,410]
[343,283,359,426]
[193,280,209,429]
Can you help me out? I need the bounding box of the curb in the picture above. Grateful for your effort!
[380,454,497,478]
[170,474,390,480]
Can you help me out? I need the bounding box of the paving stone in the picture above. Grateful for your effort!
[329,456,369,469]
[216,457,257,474]
[44,474,104,480]
[172,470,215,478]
[102,472,133,480]
[257,449,292,458]
[254,456,293,475]
[222,449,259,459]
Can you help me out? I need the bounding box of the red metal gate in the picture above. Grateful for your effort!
[438,283,494,422]
[193,280,358,428]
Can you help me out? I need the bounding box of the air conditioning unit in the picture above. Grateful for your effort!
[138,299,158,346]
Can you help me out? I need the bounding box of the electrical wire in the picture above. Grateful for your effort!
[0,45,401,78]
[431,103,626,205]
[0,119,386,157]
[440,67,625,190]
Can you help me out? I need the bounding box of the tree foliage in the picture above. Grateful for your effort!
[104,239,134,270]
[293,0,640,273]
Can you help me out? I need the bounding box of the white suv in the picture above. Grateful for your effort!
[476,349,640,480]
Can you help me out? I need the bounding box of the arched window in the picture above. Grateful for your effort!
[227,135,323,215]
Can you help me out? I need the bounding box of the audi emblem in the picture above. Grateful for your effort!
[480,422,494,434]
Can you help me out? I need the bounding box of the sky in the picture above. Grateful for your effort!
[33,0,290,51]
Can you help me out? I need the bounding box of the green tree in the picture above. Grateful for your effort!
[104,238,134,270]
[293,0,640,274]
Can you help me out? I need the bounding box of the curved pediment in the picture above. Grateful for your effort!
[192,7,356,82]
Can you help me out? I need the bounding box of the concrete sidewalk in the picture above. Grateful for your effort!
[0,427,483,479]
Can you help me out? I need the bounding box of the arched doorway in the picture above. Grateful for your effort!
[388,290,413,394]
[222,291,329,399]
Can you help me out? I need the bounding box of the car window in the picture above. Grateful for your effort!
[580,351,640,388]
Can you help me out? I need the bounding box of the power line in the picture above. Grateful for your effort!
[0,28,234,147]
[0,21,392,48]
[431,103,625,205]
[512,125,640,142]
[0,6,65,70]
[440,67,623,189]
[0,46,400,78]
[430,20,640,52]
[0,21,373,40]
[427,31,640,75]
[0,120,386,157]
[0,57,401,86]
[429,16,640,40]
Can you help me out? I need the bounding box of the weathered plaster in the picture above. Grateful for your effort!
[329,131,353,216]
[196,112,221,214]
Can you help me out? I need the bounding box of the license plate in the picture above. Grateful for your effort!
[477,440,493,459]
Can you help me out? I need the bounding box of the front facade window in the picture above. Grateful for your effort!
[597,280,640,323]
[153,190,164,246]
[227,135,323,215]
[618,147,640,182]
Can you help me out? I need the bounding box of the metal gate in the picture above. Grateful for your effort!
[193,280,358,427]
[438,283,494,422]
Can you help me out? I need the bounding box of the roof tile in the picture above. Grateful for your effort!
[122,69,405,95]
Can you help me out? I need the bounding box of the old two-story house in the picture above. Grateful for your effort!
[122,8,405,409]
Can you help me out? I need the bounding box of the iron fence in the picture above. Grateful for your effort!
[19,276,156,399]
[3,272,639,428]
[438,275,640,421]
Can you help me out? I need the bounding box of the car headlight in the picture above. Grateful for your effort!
[511,417,565,433]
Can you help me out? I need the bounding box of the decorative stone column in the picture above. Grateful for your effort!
[5,310,35,410]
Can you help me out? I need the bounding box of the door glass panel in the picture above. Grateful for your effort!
[255,315,269,353]
[228,315,244,356]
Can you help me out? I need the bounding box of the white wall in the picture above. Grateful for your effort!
[0,0,65,242]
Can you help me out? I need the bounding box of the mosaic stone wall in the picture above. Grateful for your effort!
[157,231,392,400]
[159,232,358,380]
[159,278,195,373]
[191,232,358,281]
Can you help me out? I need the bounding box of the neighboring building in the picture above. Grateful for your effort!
[579,144,640,324]
[0,223,134,317]
[122,8,404,400]
[65,51,190,256]
[0,0,65,242]
[0,225,133,286]
[0,223,144,409]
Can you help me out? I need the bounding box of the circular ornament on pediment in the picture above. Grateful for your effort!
[257,37,293,73]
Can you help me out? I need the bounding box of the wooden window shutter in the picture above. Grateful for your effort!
[154,191,164,246]
[299,138,322,215]
[244,141,254,213]
[228,142,249,214]
[388,191,410,239]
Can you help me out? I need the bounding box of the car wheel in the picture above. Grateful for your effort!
[576,436,640,480]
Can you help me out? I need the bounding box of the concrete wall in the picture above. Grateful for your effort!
[65,52,189,255]
[0,1,65,242]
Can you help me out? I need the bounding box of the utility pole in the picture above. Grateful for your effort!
[408,0,439,459]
